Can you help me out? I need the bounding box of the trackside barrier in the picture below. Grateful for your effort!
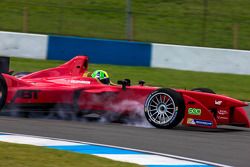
[151,43,250,75]
[0,31,47,59]
[47,35,152,66]
[0,31,250,75]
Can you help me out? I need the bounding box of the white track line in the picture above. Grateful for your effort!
[0,131,232,167]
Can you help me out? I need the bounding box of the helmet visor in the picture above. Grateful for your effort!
[100,78,110,85]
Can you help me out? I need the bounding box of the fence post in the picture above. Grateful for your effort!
[202,0,208,46]
[126,0,133,40]
[23,7,28,32]
[233,24,239,49]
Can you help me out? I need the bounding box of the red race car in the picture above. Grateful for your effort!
[0,56,249,129]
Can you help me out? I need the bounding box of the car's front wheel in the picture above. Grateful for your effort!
[144,88,185,129]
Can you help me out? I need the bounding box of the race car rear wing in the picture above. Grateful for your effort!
[0,56,10,74]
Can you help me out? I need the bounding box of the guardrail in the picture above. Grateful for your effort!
[1,31,250,75]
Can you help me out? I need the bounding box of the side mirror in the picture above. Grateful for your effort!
[139,80,145,86]
[117,80,126,90]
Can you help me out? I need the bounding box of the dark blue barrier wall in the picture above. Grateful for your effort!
[47,35,152,66]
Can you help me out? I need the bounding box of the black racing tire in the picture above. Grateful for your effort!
[0,73,7,111]
[13,72,32,78]
[144,88,185,129]
[191,88,216,94]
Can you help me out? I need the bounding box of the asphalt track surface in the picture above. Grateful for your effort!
[0,107,250,167]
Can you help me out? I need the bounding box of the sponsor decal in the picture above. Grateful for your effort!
[15,90,40,99]
[215,100,222,105]
[194,119,213,126]
[187,118,213,126]
[187,118,196,125]
[70,80,91,84]
[217,116,229,120]
[218,110,228,115]
[188,108,201,115]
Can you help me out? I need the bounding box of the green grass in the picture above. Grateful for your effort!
[10,57,250,101]
[0,141,141,167]
[0,0,250,49]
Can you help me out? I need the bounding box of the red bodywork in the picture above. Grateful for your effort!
[1,56,249,128]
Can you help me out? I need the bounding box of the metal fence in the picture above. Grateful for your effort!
[0,0,250,50]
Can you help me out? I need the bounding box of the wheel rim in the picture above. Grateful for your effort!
[146,92,176,125]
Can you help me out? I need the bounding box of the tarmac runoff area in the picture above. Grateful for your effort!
[0,105,249,167]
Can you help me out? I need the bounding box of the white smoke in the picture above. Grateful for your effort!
[3,90,153,128]
[54,93,154,128]
[100,99,153,128]
[73,91,153,128]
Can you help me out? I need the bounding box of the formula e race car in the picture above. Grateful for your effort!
[0,56,249,129]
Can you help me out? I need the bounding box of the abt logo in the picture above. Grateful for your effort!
[15,90,41,99]
[11,90,41,103]
[215,100,222,105]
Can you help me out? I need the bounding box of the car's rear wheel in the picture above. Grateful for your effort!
[144,88,185,129]
[0,74,7,111]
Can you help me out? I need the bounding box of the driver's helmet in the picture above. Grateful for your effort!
[91,70,110,85]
